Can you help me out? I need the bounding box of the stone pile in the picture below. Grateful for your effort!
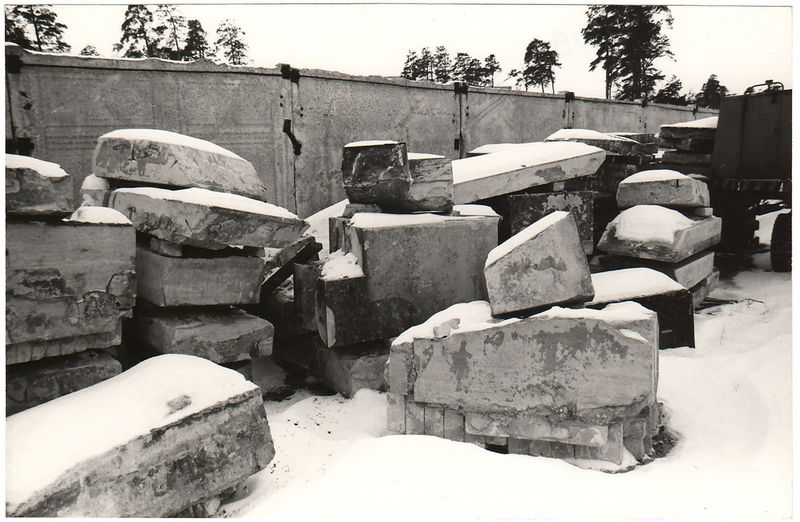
[387,211,663,465]
[291,140,501,397]
[655,116,718,176]
[462,138,607,254]
[6,154,134,415]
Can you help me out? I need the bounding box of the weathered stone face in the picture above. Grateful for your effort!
[406,155,454,212]
[658,117,717,140]
[591,250,715,290]
[545,128,657,156]
[616,170,711,209]
[310,340,388,398]
[6,155,74,215]
[341,141,413,209]
[93,130,268,200]
[484,211,594,315]
[6,326,122,366]
[660,150,712,166]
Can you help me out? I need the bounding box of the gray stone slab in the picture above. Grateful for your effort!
[6,154,74,215]
[464,412,609,448]
[407,154,454,212]
[93,129,268,200]
[484,211,594,315]
[310,341,388,398]
[405,401,425,435]
[616,170,711,209]
[6,325,122,366]
[658,117,717,140]
[545,128,657,156]
[424,405,445,437]
[341,141,413,209]
[443,408,465,442]
[591,250,715,290]
[661,150,712,166]
[387,392,406,433]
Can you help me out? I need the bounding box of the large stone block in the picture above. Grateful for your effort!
[407,153,454,212]
[484,211,594,315]
[6,325,122,366]
[6,350,121,416]
[136,306,274,363]
[598,205,722,263]
[6,154,74,215]
[311,341,388,398]
[588,268,694,349]
[110,187,307,250]
[136,246,263,306]
[591,250,715,290]
[658,116,717,140]
[394,301,658,423]
[93,129,268,200]
[661,150,712,166]
[6,355,274,517]
[617,169,711,209]
[656,136,715,153]
[451,142,605,204]
[464,412,609,447]
[6,219,135,347]
[545,128,657,156]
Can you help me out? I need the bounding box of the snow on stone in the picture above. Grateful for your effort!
[80,173,109,190]
[6,354,258,508]
[393,301,519,346]
[5,154,68,178]
[467,143,527,155]
[344,140,398,148]
[485,211,566,267]
[613,205,695,244]
[66,206,132,225]
[589,268,685,304]
[320,250,364,281]
[349,205,496,229]
[545,128,638,143]
[99,129,244,161]
[535,300,656,324]
[408,152,446,160]
[665,116,718,129]
[619,169,687,184]
[453,204,499,217]
[452,141,603,184]
[113,187,299,219]
[304,199,348,256]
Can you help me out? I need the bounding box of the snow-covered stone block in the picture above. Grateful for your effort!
[591,249,715,290]
[6,350,121,416]
[658,116,717,140]
[484,211,594,315]
[136,307,274,363]
[110,187,307,250]
[545,128,656,156]
[79,173,111,207]
[588,267,694,349]
[93,129,268,200]
[314,261,371,348]
[616,170,711,209]
[5,355,274,517]
[598,205,722,263]
[136,246,263,306]
[6,154,74,215]
[451,141,605,204]
[311,341,388,398]
[6,220,135,350]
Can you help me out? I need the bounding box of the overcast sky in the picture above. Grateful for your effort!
[50,2,792,99]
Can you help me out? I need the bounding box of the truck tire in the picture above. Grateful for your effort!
[770,212,791,272]
[714,199,758,253]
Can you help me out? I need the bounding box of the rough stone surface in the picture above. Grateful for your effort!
[93,130,268,200]
[591,250,715,290]
[616,171,711,209]
[660,150,712,166]
[484,211,594,315]
[6,350,121,416]
[6,221,135,346]
[314,272,371,347]
[6,355,274,517]
[464,412,609,448]
[545,129,657,156]
[691,269,720,309]
[110,188,308,250]
[136,246,263,306]
[79,174,111,207]
[6,326,122,366]
[407,155,454,212]
[594,162,639,195]
[6,156,74,215]
[656,136,715,153]
[311,341,388,398]
[260,236,321,296]
[659,119,717,140]
[136,306,274,363]
[342,203,382,218]
[341,141,412,210]
[293,262,324,332]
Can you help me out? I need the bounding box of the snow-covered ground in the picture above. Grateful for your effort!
[225,211,792,519]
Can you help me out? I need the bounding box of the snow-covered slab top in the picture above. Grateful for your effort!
[80,173,110,190]
[452,204,500,217]
[349,204,498,229]
[304,199,349,256]
[485,211,567,267]
[467,143,528,155]
[545,128,638,143]
[6,354,258,507]
[663,116,718,129]
[5,154,68,178]
[408,152,447,160]
[114,187,299,220]
[321,249,364,281]
[589,268,685,304]
[66,206,132,225]
[614,205,696,244]
[100,129,244,161]
[344,140,399,148]
[619,169,687,184]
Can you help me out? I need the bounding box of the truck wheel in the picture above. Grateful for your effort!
[714,199,758,253]
[770,212,791,272]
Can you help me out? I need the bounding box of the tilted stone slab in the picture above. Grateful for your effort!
[451,141,605,204]
[6,218,135,347]
[93,129,268,200]
[6,355,274,517]
[545,128,657,156]
[260,235,322,296]
[6,154,74,215]
[591,249,715,290]
[136,306,274,363]
[394,301,658,423]
[6,350,121,416]
[598,205,722,263]
[658,116,717,140]
[616,169,711,209]
[136,246,263,306]
[484,211,594,315]
[608,132,656,144]
[110,187,307,250]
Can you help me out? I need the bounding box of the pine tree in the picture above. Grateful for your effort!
[432,46,451,83]
[483,54,501,87]
[401,50,422,80]
[582,6,625,99]
[214,19,248,65]
[183,19,209,60]
[5,6,33,48]
[6,5,70,53]
[511,38,560,93]
[80,45,99,56]
[695,74,729,109]
[118,5,155,58]
[154,4,187,60]
[652,76,688,105]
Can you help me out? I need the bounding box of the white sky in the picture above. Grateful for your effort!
[48,2,793,99]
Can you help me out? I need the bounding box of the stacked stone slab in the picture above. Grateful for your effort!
[463,139,606,253]
[6,155,134,414]
[655,116,718,176]
[388,211,663,465]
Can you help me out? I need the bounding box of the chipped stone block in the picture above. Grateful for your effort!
[6,221,135,347]
[6,350,121,416]
[342,203,382,218]
[136,246,263,306]
[341,141,412,209]
[574,422,624,465]
[405,401,425,435]
[623,417,648,461]
[6,154,74,215]
[293,262,323,332]
[310,341,388,398]
[136,306,274,363]
[93,129,268,200]
[387,392,406,433]
[464,412,609,448]
[424,405,445,437]
[598,205,722,263]
[443,409,465,442]
[110,187,307,250]
[590,249,715,290]
[7,325,122,366]
[6,355,274,517]
[617,170,711,209]
[407,153,454,212]
[314,271,371,348]
[484,211,594,315]
[545,128,657,156]
[79,174,111,207]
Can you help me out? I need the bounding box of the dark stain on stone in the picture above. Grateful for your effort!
[447,340,472,391]
[536,255,568,271]
[483,330,504,348]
